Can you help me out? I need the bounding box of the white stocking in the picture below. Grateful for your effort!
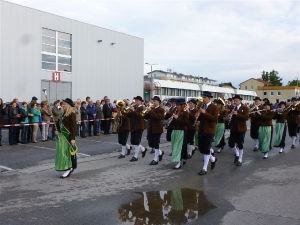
[154,149,159,162]
[203,155,210,171]
[121,145,126,155]
[238,149,243,162]
[134,145,139,158]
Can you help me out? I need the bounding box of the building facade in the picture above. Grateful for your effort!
[257,86,300,103]
[144,70,257,103]
[0,0,144,103]
[239,78,274,93]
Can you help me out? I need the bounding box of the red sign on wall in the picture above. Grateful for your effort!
[52,71,61,82]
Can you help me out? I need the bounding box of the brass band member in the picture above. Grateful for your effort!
[225,98,234,138]
[144,96,165,165]
[228,95,249,166]
[186,99,198,158]
[128,96,147,162]
[165,98,189,169]
[215,99,228,153]
[257,101,275,159]
[250,97,264,152]
[286,97,300,148]
[197,92,218,175]
[117,101,131,159]
[166,98,177,156]
[273,101,288,153]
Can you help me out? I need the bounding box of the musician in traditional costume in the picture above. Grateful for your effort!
[197,92,218,175]
[127,96,147,162]
[286,97,300,148]
[228,95,249,166]
[186,99,198,158]
[273,101,288,153]
[257,101,275,159]
[144,96,165,165]
[249,97,264,152]
[55,98,78,179]
[165,98,189,169]
[165,98,177,156]
[116,101,131,159]
[215,99,228,153]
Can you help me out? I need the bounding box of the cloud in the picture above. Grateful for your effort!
[6,0,300,87]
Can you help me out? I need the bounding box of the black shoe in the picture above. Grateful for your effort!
[173,165,181,169]
[118,154,125,159]
[198,169,207,175]
[253,147,258,152]
[130,157,138,162]
[159,151,164,161]
[183,160,187,165]
[234,156,239,164]
[187,154,192,159]
[150,149,155,154]
[127,147,131,156]
[149,160,158,165]
[291,145,295,149]
[169,153,172,156]
[211,152,215,157]
[211,158,217,170]
[142,148,147,158]
[236,161,242,166]
[60,170,71,179]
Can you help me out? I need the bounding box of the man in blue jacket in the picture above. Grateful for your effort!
[86,100,97,136]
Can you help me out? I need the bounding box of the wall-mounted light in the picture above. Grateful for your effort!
[98,40,102,43]
[111,43,115,45]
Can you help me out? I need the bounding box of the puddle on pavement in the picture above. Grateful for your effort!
[118,188,216,224]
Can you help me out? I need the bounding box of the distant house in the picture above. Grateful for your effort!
[239,78,274,92]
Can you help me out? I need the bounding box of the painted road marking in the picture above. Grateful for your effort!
[0,165,14,171]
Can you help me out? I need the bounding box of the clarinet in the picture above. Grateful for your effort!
[166,108,178,127]
[192,105,204,126]
[228,104,237,124]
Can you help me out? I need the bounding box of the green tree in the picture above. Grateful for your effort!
[261,70,283,86]
[287,79,300,86]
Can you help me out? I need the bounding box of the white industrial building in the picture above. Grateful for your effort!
[0,0,144,103]
[144,70,257,103]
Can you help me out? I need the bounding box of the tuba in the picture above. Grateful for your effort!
[114,100,126,129]
[196,97,203,109]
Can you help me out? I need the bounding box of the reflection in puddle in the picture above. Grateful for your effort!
[119,188,216,224]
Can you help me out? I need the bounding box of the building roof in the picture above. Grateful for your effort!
[219,82,236,89]
[239,78,274,86]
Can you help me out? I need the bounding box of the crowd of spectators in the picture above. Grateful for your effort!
[0,96,151,146]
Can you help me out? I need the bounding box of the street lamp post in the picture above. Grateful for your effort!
[145,63,157,99]
[295,77,299,97]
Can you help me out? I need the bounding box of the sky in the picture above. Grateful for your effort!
[6,0,300,87]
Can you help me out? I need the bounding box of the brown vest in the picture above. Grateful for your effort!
[144,106,165,134]
[229,104,249,132]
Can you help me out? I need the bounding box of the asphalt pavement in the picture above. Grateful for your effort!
[1,126,300,225]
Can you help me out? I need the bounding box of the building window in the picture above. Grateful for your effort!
[264,92,267,96]
[251,86,253,90]
[42,28,72,72]
[270,92,274,96]
[162,87,166,95]
[278,92,281,96]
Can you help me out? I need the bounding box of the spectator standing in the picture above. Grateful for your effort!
[41,101,51,142]
[80,101,88,138]
[31,103,41,143]
[95,100,103,136]
[8,102,20,145]
[103,99,112,135]
[73,100,81,137]
[20,102,30,144]
[13,98,21,143]
[100,100,105,133]
[51,100,61,140]
[0,98,7,146]
[86,100,97,136]
[27,96,38,142]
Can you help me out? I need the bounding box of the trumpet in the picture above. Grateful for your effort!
[249,104,260,114]
[283,102,300,112]
[141,103,154,116]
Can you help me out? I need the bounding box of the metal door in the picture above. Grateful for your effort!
[41,80,72,104]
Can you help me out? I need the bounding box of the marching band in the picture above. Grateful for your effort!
[111,92,300,176]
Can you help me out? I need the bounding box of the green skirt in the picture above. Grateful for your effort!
[194,130,199,146]
[55,133,73,171]
[171,130,184,162]
[215,123,224,146]
[258,126,272,153]
[273,123,285,147]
